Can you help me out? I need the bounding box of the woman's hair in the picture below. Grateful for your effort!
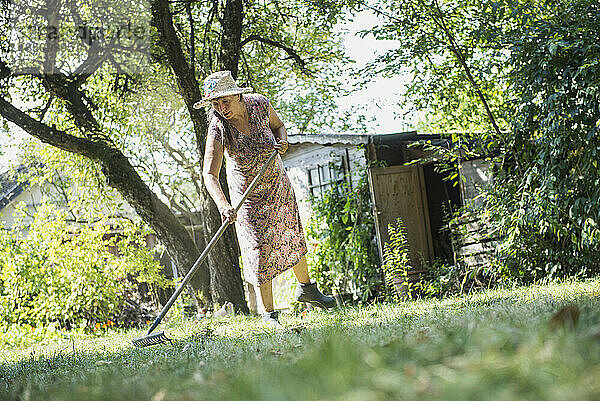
[206,94,243,149]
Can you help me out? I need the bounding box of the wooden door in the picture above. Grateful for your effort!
[368,165,433,271]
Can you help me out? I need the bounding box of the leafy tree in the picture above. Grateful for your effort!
[357,0,511,138]
[0,0,352,310]
[484,0,600,280]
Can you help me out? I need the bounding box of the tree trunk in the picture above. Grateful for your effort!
[151,0,248,312]
[203,0,251,310]
[219,0,243,78]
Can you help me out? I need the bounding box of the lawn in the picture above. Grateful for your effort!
[2,279,600,400]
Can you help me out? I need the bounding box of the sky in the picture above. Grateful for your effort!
[0,10,411,171]
[336,11,413,135]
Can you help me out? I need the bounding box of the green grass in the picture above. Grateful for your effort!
[2,279,600,400]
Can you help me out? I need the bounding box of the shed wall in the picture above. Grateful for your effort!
[282,143,367,228]
[461,159,491,208]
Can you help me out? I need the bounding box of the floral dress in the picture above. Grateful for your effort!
[208,94,307,286]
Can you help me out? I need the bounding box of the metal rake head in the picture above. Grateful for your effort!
[132,331,172,347]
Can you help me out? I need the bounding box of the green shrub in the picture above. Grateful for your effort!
[381,218,412,301]
[306,166,382,303]
[406,0,600,287]
[0,204,171,330]
[383,218,466,300]
[419,259,462,298]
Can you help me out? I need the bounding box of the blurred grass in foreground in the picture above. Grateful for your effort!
[2,278,600,400]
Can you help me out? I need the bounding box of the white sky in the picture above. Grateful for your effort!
[336,10,414,135]
[1,125,27,171]
[0,10,411,171]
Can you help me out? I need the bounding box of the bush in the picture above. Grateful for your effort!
[383,217,476,300]
[0,204,171,330]
[306,167,382,303]
[381,218,412,301]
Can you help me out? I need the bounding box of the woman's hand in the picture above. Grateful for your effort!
[269,104,289,155]
[220,205,237,224]
[274,139,289,155]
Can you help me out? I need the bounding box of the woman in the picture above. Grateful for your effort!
[196,71,335,329]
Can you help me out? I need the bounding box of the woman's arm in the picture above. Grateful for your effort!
[202,133,236,223]
[268,104,288,154]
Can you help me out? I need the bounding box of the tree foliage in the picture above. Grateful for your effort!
[485,0,600,280]
[0,204,169,329]
[357,0,511,136]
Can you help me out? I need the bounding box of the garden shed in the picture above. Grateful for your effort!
[283,131,492,276]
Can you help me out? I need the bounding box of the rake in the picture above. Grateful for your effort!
[132,150,279,347]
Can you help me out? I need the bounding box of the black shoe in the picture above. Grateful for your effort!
[262,311,285,330]
[295,282,336,309]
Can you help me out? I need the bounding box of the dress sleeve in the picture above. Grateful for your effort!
[208,118,223,144]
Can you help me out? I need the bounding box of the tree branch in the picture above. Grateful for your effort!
[0,95,106,158]
[185,0,195,78]
[428,0,502,138]
[47,172,79,222]
[240,52,255,88]
[34,94,55,121]
[356,0,502,138]
[71,44,113,87]
[151,0,208,156]
[241,34,313,76]
[159,136,204,196]
[40,72,105,138]
[0,60,10,81]
[200,0,218,70]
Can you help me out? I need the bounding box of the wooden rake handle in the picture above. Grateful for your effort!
[145,150,279,335]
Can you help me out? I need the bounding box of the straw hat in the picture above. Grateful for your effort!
[193,71,253,109]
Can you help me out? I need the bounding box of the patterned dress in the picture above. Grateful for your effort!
[208,94,307,286]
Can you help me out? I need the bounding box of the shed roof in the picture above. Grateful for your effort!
[287,131,443,146]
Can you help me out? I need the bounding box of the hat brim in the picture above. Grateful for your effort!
[193,87,253,109]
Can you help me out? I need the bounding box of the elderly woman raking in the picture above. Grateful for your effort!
[197,71,336,329]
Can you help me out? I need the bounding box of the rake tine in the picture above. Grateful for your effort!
[132,331,172,348]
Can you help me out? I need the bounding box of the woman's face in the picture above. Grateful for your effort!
[211,95,243,120]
